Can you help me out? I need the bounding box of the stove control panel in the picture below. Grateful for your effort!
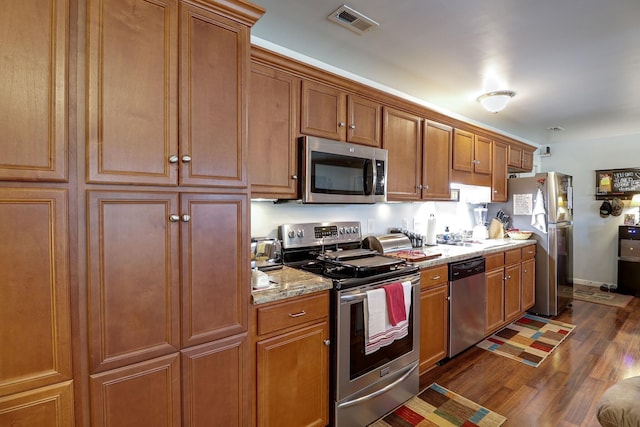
[280,221,362,249]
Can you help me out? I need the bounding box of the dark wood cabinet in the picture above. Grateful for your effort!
[249,63,300,198]
[0,0,68,182]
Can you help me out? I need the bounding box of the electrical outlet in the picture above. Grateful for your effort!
[367,219,375,233]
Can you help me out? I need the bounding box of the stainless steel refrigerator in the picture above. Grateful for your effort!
[488,172,573,316]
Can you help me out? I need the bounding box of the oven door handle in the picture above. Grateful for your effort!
[340,282,419,303]
[336,361,419,410]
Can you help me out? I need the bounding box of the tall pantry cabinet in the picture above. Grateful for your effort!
[0,0,264,425]
[0,0,75,425]
[84,0,263,426]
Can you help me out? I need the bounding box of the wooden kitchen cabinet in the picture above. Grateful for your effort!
[491,140,508,202]
[87,0,252,188]
[508,144,523,168]
[301,80,381,147]
[0,381,74,426]
[521,245,537,310]
[452,129,492,175]
[522,149,534,171]
[0,0,68,182]
[419,265,449,373]
[254,292,330,427]
[383,107,423,200]
[508,144,535,172]
[504,248,523,322]
[422,121,453,200]
[89,353,182,427]
[484,252,506,334]
[0,189,72,398]
[249,63,300,199]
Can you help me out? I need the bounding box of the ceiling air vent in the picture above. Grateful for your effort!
[328,5,379,35]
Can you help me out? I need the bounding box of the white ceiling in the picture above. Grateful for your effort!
[250,0,640,146]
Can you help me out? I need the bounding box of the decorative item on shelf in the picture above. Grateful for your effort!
[630,194,640,224]
[476,90,516,113]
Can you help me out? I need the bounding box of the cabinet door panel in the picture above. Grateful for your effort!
[87,0,178,185]
[181,334,247,426]
[301,80,346,140]
[383,107,422,201]
[452,129,473,172]
[485,269,504,334]
[422,121,452,200]
[0,189,72,397]
[88,191,180,373]
[0,0,68,181]
[419,285,448,373]
[474,135,492,175]
[181,193,248,347]
[0,381,74,426]
[257,322,329,427]
[249,63,299,198]
[521,258,536,310]
[505,264,522,321]
[491,141,508,202]
[90,354,181,427]
[180,4,249,187]
[348,95,381,147]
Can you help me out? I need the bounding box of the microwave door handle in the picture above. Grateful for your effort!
[363,159,374,195]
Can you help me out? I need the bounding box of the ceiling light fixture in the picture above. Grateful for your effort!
[476,90,516,113]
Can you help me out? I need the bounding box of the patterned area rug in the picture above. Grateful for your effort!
[369,383,506,427]
[476,313,575,367]
[570,284,634,308]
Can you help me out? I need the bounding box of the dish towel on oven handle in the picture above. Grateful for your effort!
[363,281,412,355]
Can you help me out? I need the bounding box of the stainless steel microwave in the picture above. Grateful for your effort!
[300,136,388,204]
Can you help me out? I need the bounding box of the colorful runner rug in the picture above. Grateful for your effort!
[369,383,506,427]
[476,313,575,367]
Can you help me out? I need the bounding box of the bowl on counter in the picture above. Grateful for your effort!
[508,230,533,240]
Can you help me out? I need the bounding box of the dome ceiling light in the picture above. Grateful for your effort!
[476,90,516,113]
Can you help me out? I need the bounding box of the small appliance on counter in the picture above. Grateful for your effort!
[250,237,282,271]
[472,207,489,240]
[362,233,413,254]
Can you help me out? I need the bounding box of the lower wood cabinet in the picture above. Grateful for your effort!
[253,292,330,427]
[419,265,449,373]
[521,246,537,310]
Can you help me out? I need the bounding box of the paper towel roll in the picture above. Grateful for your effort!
[426,214,437,246]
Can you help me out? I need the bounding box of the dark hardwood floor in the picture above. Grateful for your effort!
[419,296,640,426]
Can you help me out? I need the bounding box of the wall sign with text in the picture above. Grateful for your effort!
[595,168,640,199]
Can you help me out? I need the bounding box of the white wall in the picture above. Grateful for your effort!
[538,133,640,286]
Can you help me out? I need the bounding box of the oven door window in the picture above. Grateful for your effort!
[311,152,373,196]
[349,300,413,380]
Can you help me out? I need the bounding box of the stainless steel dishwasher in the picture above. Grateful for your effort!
[448,257,486,357]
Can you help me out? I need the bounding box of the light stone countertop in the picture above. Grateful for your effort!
[251,239,536,305]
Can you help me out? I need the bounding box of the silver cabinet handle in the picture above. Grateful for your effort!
[431,275,441,280]
[349,124,356,129]
[168,155,179,164]
[169,214,180,222]
[182,215,191,222]
[323,339,331,346]
[338,122,346,128]
[181,155,192,163]
[291,175,298,180]
[288,310,306,318]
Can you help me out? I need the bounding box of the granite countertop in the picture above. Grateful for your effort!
[251,238,536,305]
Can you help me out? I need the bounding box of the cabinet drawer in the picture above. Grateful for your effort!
[257,292,329,336]
[521,244,536,260]
[484,252,505,270]
[420,265,448,289]
[505,248,522,265]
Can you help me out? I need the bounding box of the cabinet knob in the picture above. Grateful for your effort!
[323,339,331,346]
[168,155,179,164]
[494,190,498,193]
[291,175,298,180]
[169,214,180,222]
[181,155,192,163]
[182,214,191,222]
[417,184,423,190]
[338,122,346,128]
[349,124,356,129]
[424,184,429,190]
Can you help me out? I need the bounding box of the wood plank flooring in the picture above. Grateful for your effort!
[419,296,640,426]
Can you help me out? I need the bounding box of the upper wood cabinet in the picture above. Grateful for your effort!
[0,0,68,182]
[0,189,72,398]
[491,140,508,202]
[508,144,535,172]
[422,121,452,200]
[249,63,300,199]
[301,80,381,147]
[87,0,251,187]
[452,129,492,174]
[382,107,423,200]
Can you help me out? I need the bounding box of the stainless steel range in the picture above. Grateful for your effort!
[279,222,420,427]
